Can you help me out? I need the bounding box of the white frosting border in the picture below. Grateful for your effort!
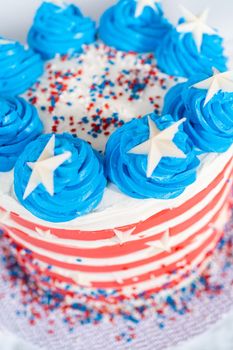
[1,145,233,230]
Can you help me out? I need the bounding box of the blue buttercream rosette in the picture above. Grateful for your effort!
[105,113,200,199]
[163,82,187,122]
[0,96,43,172]
[156,17,227,78]
[0,38,43,96]
[28,2,96,59]
[14,133,107,222]
[99,0,172,53]
[163,73,233,153]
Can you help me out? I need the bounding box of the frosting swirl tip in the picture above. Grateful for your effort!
[0,96,43,172]
[28,1,96,59]
[14,133,107,222]
[105,113,199,199]
[156,7,227,78]
[163,70,233,153]
[0,37,44,96]
[99,0,172,53]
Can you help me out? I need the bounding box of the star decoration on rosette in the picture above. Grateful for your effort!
[192,68,233,106]
[14,133,107,222]
[105,113,200,199]
[128,116,186,178]
[177,6,216,52]
[23,135,71,200]
[146,229,171,254]
[134,0,160,17]
[113,226,136,245]
[163,71,233,153]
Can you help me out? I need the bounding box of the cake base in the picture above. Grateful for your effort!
[0,209,233,349]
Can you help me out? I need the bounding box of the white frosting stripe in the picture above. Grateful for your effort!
[1,147,233,231]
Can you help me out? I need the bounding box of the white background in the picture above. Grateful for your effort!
[0,0,233,349]
[0,0,232,43]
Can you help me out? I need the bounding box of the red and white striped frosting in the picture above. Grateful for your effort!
[1,149,233,296]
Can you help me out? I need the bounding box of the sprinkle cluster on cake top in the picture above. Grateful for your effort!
[0,0,233,223]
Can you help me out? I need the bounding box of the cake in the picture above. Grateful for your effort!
[0,0,233,308]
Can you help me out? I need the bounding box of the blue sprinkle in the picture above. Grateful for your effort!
[72,303,87,311]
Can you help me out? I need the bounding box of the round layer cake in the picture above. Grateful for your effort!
[0,0,233,306]
[1,149,233,296]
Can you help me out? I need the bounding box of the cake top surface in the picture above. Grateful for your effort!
[23,43,178,152]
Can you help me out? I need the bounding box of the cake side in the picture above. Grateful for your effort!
[1,150,232,296]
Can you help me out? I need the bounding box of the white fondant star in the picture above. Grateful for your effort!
[72,273,91,287]
[0,209,10,223]
[128,117,186,178]
[0,38,13,45]
[177,7,216,52]
[134,0,160,18]
[112,273,124,285]
[192,68,233,106]
[209,207,229,232]
[35,227,53,238]
[176,259,187,268]
[23,134,71,200]
[146,229,171,253]
[113,226,136,245]
[123,286,135,296]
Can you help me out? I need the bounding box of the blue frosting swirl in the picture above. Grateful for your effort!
[0,38,44,96]
[156,19,227,78]
[99,0,172,53]
[105,113,199,199]
[0,97,43,172]
[163,82,187,121]
[28,2,96,59]
[14,133,107,222]
[163,74,233,153]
